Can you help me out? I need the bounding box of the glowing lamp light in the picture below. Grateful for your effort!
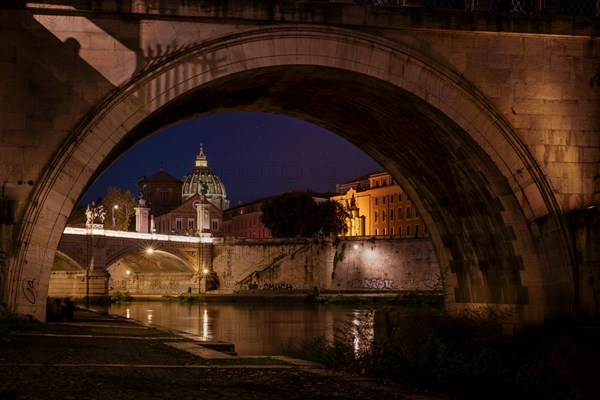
[202,268,209,275]
[353,244,359,250]
[146,247,155,255]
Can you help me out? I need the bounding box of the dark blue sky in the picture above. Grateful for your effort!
[82,112,381,206]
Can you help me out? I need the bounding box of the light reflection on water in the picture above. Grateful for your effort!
[109,301,374,356]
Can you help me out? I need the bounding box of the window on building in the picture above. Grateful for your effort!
[382,211,386,222]
[382,196,386,204]
[390,195,394,204]
[390,227,394,235]
[375,229,379,235]
[406,225,411,235]
[390,209,394,221]
[415,209,419,218]
[212,219,219,231]
[406,207,411,219]
[188,219,194,228]
[398,226,402,235]
[415,225,419,236]
[374,211,378,222]
[383,228,386,235]
[398,207,403,220]
[176,218,183,230]
[160,189,168,202]
[375,198,378,205]
[398,193,402,202]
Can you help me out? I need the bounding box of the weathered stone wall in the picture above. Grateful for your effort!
[106,258,199,295]
[109,272,199,295]
[48,270,108,298]
[212,237,439,293]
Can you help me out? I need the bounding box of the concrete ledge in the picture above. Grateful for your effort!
[165,342,236,359]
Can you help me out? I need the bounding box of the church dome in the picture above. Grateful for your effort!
[181,146,229,210]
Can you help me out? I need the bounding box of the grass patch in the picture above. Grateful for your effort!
[110,291,132,302]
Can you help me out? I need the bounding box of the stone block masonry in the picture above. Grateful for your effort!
[212,237,440,293]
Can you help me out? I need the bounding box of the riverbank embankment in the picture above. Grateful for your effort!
[0,308,450,400]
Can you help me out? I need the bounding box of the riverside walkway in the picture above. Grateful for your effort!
[0,309,448,400]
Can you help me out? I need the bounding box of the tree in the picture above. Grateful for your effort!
[316,200,350,237]
[261,192,318,238]
[261,193,350,238]
[100,187,136,231]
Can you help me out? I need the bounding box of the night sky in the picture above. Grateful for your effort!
[81,112,382,207]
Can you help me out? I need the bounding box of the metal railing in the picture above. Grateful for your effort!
[346,1,600,17]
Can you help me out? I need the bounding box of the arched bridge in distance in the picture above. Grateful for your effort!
[0,1,598,325]
[53,227,214,299]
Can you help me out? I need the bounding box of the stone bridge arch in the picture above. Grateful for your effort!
[101,245,198,273]
[56,234,201,273]
[51,234,203,298]
[9,25,573,323]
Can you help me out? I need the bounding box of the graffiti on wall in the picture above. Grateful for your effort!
[22,278,37,304]
[347,277,440,291]
[226,280,317,292]
[348,277,395,290]
[262,282,315,291]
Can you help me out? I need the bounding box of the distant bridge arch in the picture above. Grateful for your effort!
[51,230,212,298]
[1,3,597,323]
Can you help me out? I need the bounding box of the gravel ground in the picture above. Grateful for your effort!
[0,309,452,400]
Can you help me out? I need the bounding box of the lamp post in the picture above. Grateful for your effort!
[112,204,119,229]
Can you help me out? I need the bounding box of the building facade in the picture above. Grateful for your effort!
[136,146,228,236]
[137,168,183,218]
[154,193,222,236]
[332,171,425,237]
[222,199,271,238]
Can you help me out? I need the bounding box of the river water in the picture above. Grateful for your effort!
[109,301,375,356]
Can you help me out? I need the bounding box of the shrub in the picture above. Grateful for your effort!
[284,307,571,399]
[111,291,132,302]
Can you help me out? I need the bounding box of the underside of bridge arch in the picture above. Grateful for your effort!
[94,65,545,319]
[106,250,196,276]
[106,250,197,295]
[52,251,84,273]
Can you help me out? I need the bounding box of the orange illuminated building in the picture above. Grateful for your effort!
[331,171,425,237]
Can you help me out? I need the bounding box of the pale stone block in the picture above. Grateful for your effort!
[550,115,573,130]
[528,116,553,130]
[534,83,563,101]
[546,129,569,145]
[543,70,571,85]
[524,68,545,84]
[511,99,543,115]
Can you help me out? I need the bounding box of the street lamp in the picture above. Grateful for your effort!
[112,204,119,229]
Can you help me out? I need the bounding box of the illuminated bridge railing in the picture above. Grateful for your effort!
[63,227,214,244]
[345,1,600,17]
